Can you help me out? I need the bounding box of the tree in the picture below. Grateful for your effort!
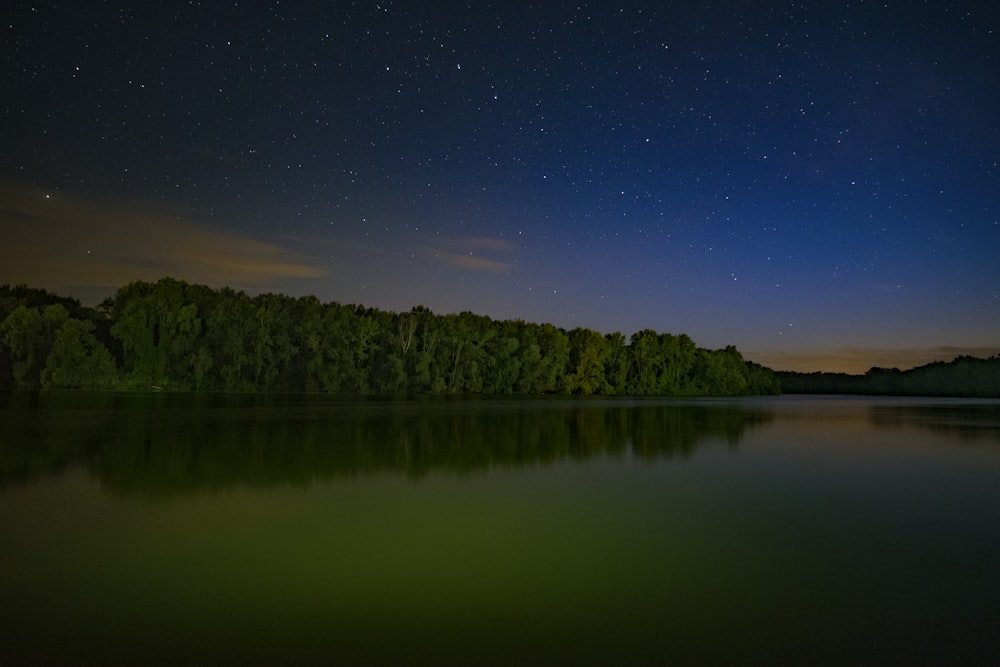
[693,346,748,396]
[483,330,521,394]
[530,323,570,393]
[660,333,698,394]
[107,278,205,389]
[565,327,609,395]
[628,329,661,395]
[604,332,630,394]
[250,293,300,391]
[0,304,69,388]
[42,318,117,388]
[204,287,256,391]
[439,311,492,393]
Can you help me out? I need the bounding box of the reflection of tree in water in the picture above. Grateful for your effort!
[0,391,107,489]
[0,394,772,498]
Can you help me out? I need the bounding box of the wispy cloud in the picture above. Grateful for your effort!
[429,237,519,274]
[0,181,325,297]
[434,251,516,274]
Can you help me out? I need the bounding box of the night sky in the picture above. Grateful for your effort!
[3,1,998,372]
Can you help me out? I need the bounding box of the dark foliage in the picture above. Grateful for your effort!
[778,356,1000,398]
[2,277,780,395]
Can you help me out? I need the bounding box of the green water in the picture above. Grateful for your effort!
[1,393,999,665]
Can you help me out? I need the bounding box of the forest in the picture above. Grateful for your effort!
[0,278,780,396]
[778,357,1000,398]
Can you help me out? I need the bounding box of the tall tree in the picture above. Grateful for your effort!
[42,318,117,389]
[565,327,609,395]
[0,304,69,388]
[604,332,630,394]
[530,323,570,393]
[107,278,205,389]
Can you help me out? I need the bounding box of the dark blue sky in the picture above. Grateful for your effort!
[3,1,998,371]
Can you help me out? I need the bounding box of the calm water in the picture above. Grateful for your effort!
[1,393,999,666]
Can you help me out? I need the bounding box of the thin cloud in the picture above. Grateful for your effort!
[436,251,515,274]
[0,181,325,295]
[430,237,519,274]
[459,237,519,252]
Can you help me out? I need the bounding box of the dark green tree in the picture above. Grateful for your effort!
[529,323,569,393]
[107,278,205,389]
[603,332,630,394]
[1,304,70,388]
[565,327,610,395]
[42,318,117,388]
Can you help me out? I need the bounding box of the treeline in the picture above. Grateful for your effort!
[778,356,1000,398]
[0,278,779,395]
[0,284,117,390]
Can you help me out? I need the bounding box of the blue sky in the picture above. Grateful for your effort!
[2,1,998,372]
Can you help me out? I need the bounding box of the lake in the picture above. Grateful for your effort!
[1,393,999,666]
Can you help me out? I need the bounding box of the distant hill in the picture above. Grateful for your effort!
[778,356,1000,397]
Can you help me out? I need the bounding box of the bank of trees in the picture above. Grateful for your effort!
[778,356,1000,398]
[1,278,780,395]
[0,285,117,389]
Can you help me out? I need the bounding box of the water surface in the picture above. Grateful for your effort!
[2,393,999,665]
